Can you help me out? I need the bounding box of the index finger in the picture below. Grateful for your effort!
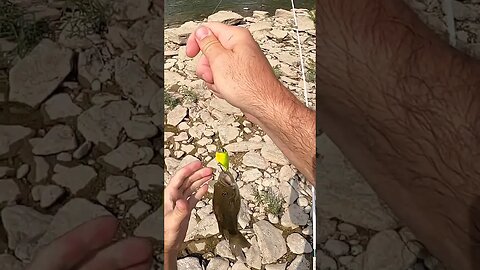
[168,160,204,190]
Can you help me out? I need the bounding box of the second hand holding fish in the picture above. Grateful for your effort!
[212,149,251,260]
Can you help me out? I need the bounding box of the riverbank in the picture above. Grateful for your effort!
[164,9,316,269]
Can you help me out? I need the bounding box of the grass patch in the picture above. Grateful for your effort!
[0,0,52,57]
[165,91,180,108]
[62,0,113,37]
[180,87,199,103]
[254,187,284,216]
[305,58,315,82]
[273,64,282,79]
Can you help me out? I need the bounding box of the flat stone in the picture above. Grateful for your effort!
[317,135,398,230]
[30,125,77,156]
[245,236,262,269]
[286,233,312,254]
[31,156,49,183]
[318,250,338,270]
[210,98,242,115]
[253,220,287,264]
[0,125,33,156]
[128,201,151,218]
[261,143,289,165]
[225,141,264,152]
[0,180,20,203]
[115,58,158,106]
[232,261,250,270]
[102,142,143,171]
[279,182,299,205]
[37,198,111,248]
[241,169,262,183]
[338,223,357,236]
[297,15,315,31]
[34,185,65,208]
[275,9,292,18]
[0,254,23,270]
[105,176,136,195]
[208,11,243,25]
[56,152,72,162]
[167,105,188,126]
[265,263,287,270]
[0,167,13,179]
[218,125,240,144]
[287,255,310,270]
[43,93,82,120]
[177,155,200,172]
[132,165,163,191]
[119,0,150,20]
[242,151,268,169]
[215,240,235,260]
[191,213,219,239]
[77,101,133,149]
[364,230,417,270]
[207,257,230,270]
[52,165,96,194]
[269,29,288,41]
[177,257,203,270]
[16,164,29,179]
[143,18,164,50]
[9,39,73,108]
[249,21,273,32]
[324,239,350,256]
[73,141,92,160]
[134,207,163,240]
[280,204,309,228]
[1,205,52,250]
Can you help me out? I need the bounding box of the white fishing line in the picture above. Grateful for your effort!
[290,0,316,267]
[442,0,456,46]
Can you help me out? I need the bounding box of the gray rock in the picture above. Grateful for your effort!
[43,93,82,120]
[31,156,49,183]
[37,198,111,248]
[30,125,77,155]
[134,207,163,240]
[105,175,136,195]
[191,213,219,238]
[164,21,197,45]
[232,261,250,270]
[318,218,337,242]
[33,185,65,208]
[242,151,268,169]
[0,180,20,203]
[132,165,163,191]
[0,125,33,156]
[9,39,73,108]
[245,236,262,269]
[317,135,398,230]
[215,240,235,260]
[269,29,288,41]
[253,220,287,264]
[115,59,158,106]
[166,105,188,126]
[56,152,72,162]
[324,239,349,256]
[225,141,264,153]
[52,165,96,194]
[238,200,251,229]
[118,187,139,201]
[96,190,112,206]
[0,254,23,270]
[124,120,158,140]
[218,125,240,144]
[128,201,151,218]
[249,21,273,32]
[261,143,289,165]
[208,11,243,25]
[177,155,200,172]
[318,250,338,270]
[275,9,292,18]
[207,257,230,270]
[143,18,164,50]
[1,205,52,251]
[278,165,295,182]
[364,230,417,270]
[280,204,309,228]
[209,98,242,115]
[73,141,92,159]
[16,164,29,179]
[265,263,287,270]
[0,167,13,179]
[241,169,262,183]
[338,223,357,236]
[279,181,299,205]
[77,101,133,149]
[287,255,310,270]
[286,233,312,254]
[118,0,150,20]
[102,142,143,171]
[177,257,203,270]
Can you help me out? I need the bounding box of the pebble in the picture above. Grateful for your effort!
[338,223,357,236]
[0,179,20,204]
[128,201,151,218]
[16,164,30,179]
[73,141,92,159]
[253,220,287,264]
[56,152,72,162]
[324,239,350,256]
[123,120,158,140]
[52,165,97,194]
[242,151,269,169]
[286,233,312,254]
[105,176,136,195]
[30,125,77,155]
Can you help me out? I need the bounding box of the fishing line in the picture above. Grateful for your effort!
[212,0,224,14]
[289,0,316,267]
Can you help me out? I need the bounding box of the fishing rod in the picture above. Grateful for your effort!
[289,0,316,267]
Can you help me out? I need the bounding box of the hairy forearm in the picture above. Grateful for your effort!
[256,84,316,185]
[318,0,480,269]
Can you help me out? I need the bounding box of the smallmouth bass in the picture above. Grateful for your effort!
[213,165,251,259]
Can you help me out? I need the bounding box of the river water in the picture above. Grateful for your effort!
[165,0,315,26]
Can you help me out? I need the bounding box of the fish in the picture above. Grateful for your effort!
[213,164,251,259]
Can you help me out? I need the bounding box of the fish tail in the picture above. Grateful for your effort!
[228,233,250,262]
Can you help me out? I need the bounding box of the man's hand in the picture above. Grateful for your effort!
[186,23,316,184]
[186,23,285,119]
[164,161,212,269]
[26,216,153,270]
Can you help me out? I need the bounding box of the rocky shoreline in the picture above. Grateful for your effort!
[164,8,316,270]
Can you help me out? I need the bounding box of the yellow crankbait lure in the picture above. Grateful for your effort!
[215,148,229,171]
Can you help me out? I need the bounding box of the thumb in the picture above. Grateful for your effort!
[172,199,189,220]
[195,26,227,64]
